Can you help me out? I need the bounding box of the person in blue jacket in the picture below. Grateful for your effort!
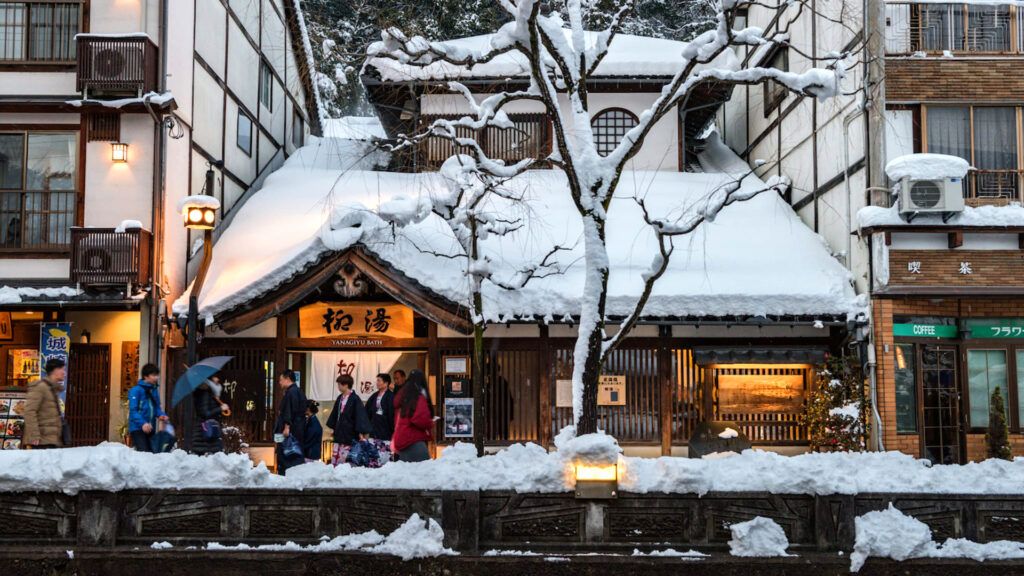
[128,363,168,452]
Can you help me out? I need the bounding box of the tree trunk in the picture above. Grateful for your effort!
[572,214,610,436]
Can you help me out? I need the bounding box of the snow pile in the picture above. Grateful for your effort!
[365,30,738,81]
[858,203,1024,229]
[885,153,970,182]
[173,132,861,323]
[718,428,739,439]
[324,117,386,140]
[484,549,542,556]
[0,285,81,305]
[850,504,1024,572]
[114,220,144,233]
[632,548,708,558]
[554,430,621,465]
[0,443,278,495]
[151,541,173,550]
[207,514,455,560]
[728,517,791,557]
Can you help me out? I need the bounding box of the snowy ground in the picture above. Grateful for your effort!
[2,440,1023,497]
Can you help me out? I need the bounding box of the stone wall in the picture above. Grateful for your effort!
[3,489,1024,553]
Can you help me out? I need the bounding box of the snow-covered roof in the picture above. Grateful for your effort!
[884,153,970,182]
[173,129,860,325]
[858,204,1024,230]
[364,30,739,82]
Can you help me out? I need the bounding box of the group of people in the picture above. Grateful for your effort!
[273,367,436,475]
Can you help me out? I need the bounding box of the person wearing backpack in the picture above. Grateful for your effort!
[191,375,229,455]
[128,363,168,452]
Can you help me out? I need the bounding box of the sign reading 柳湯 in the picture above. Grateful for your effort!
[299,302,414,339]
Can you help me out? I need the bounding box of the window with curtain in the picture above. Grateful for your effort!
[1018,350,1024,425]
[0,1,81,63]
[967,349,1008,428]
[0,131,78,251]
[973,107,1018,171]
[894,344,918,433]
[926,107,970,162]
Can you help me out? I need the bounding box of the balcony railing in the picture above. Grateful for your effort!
[886,2,1024,55]
[76,34,159,96]
[966,169,1023,202]
[70,227,152,289]
[0,190,75,252]
[411,113,553,171]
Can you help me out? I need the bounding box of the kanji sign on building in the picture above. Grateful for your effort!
[299,302,415,339]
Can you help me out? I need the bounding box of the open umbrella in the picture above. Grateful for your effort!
[170,356,233,408]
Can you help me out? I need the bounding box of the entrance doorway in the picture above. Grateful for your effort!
[920,345,963,464]
[67,343,111,445]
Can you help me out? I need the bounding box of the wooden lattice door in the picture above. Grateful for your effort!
[67,343,111,446]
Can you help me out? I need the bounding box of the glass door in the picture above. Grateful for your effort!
[920,345,963,464]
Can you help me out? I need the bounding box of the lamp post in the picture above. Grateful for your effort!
[180,165,221,366]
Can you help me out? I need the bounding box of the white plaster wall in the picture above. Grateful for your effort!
[421,91,679,171]
[89,0,159,36]
[162,126,193,301]
[0,259,69,279]
[267,78,286,144]
[227,20,260,115]
[192,66,225,155]
[885,109,915,165]
[224,99,257,185]
[195,0,227,77]
[230,0,261,39]
[261,0,286,77]
[166,0,196,126]
[1,73,76,96]
[83,115,155,227]
[258,131,275,172]
[0,113,78,124]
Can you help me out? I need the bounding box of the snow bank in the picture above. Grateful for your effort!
[0,285,81,305]
[324,117,386,140]
[173,129,861,323]
[728,517,791,557]
[858,203,1024,229]
[207,514,455,560]
[885,153,970,181]
[850,504,1024,572]
[633,548,708,558]
[6,443,1024,497]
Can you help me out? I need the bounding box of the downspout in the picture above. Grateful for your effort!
[144,0,169,370]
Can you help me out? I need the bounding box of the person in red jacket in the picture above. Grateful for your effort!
[392,369,434,462]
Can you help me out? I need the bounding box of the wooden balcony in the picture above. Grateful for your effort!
[70,227,152,289]
[76,34,159,96]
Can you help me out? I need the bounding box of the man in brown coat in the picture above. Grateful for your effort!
[23,358,67,449]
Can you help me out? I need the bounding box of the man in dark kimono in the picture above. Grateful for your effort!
[274,369,308,475]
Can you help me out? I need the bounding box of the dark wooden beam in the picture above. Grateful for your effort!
[948,231,963,249]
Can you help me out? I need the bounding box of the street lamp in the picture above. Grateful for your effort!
[178,165,222,367]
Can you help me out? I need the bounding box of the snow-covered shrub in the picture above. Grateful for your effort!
[802,355,868,452]
[986,387,1012,461]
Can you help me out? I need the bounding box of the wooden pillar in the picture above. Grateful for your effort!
[658,326,673,456]
[538,324,552,449]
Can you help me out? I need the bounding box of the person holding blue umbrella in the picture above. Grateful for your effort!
[128,364,168,452]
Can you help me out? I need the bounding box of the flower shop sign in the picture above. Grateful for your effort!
[298,302,414,339]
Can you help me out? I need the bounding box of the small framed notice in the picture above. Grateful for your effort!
[444,398,474,438]
[556,379,573,408]
[444,355,469,375]
[597,375,626,406]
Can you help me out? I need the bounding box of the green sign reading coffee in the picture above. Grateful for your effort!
[893,323,958,338]
[966,319,1024,339]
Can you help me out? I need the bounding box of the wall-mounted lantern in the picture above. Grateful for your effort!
[111,142,129,163]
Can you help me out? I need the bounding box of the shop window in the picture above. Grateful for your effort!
[894,344,918,433]
[967,349,1008,428]
[0,130,78,252]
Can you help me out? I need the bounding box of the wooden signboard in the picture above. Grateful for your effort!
[0,312,11,341]
[299,302,414,340]
[598,374,626,406]
[717,373,805,414]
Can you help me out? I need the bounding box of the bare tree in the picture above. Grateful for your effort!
[370,0,852,436]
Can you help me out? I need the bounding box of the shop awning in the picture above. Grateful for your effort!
[692,347,828,366]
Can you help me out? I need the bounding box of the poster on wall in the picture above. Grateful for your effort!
[597,375,627,406]
[555,379,573,408]
[0,391,27,450]
[40,323,72,402]
[444,398,473,438]
[716,373,805,414]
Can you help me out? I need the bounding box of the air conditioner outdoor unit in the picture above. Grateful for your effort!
[898,177,964,221]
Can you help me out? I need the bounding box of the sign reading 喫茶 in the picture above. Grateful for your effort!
[299,302,415,340]
[966,319,1024,339]
[40,322,72,402]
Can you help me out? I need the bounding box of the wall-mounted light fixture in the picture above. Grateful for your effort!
[111,142,129,163]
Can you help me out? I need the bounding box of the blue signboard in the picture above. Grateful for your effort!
[39,322,72,402]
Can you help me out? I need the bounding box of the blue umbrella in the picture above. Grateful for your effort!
[170,356,233,408]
